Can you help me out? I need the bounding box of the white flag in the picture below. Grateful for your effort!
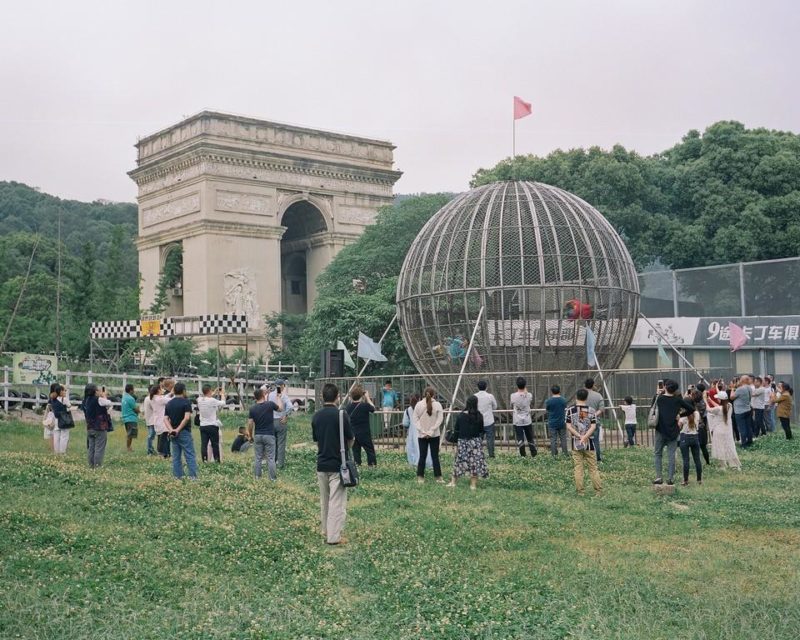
[357,332,387,362]
[585,326,597,367]
[336,340,356,369]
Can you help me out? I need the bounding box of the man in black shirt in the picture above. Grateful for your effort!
[312,383,354,545]
[247,388,283,480]
[164,382,197,480]
[653,379,695,486]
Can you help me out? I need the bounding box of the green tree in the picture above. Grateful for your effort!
[153,339,197,376]
[299,193,453,372]
[471,121,800,270]
[149,247,183,315]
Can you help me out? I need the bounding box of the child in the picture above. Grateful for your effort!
[231,426,251,453]
[620,396,637,447]
[565,389,602,496]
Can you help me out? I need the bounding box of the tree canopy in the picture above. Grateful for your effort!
[471,121,800,269]
[297,194,453,373]
[0,181,139,358]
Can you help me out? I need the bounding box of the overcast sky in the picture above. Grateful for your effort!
[1,0,798,203]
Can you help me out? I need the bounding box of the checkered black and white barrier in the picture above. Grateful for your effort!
[90,315,248,340]
[199,314,248,335]
[90,320,141,340]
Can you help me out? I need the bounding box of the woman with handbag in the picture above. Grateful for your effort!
[49,383,74,455]
[82,383,114,468]
[148,384,172,459]
[447,395,488,491]
[413,387,444,483]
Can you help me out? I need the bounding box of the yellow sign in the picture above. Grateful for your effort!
[140,319,161,337]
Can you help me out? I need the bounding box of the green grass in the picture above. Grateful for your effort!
[0,416,798,640]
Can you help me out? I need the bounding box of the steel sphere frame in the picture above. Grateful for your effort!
[395,180,640,408]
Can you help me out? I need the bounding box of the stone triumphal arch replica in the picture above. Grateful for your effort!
[129,111,402,346]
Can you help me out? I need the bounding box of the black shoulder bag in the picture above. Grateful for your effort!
[339,410,359,488]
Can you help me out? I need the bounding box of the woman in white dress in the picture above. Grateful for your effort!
[706,390,741,470]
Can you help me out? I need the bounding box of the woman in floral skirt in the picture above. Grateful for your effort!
[447,395,489,491]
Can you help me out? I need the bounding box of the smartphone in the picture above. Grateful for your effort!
[688,384,695,392]
[657,380,664,390]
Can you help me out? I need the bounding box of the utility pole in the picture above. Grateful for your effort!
[55,211,62,360]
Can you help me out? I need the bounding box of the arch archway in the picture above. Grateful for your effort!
[280,200,328,314]
[159,242,184,316]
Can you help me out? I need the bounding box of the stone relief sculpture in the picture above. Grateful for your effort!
[224,268,260,330]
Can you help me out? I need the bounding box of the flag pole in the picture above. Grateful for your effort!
[512,115,516,158]
[341,314,399,406]
[443,306,485,433]
[354,313,397,381]
[593,357,624,438]
[638,313,709,384]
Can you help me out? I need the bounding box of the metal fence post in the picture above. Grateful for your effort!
[3,366,8,412]
[739,262,746,316]
[672,270,679,317]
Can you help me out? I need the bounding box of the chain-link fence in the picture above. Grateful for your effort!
[640,257,800,318]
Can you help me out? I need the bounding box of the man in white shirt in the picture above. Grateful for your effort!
[268,379,294,469]
[764,375,777,432]
[510,376,537,457]
[751,376,767,437]
[197,384,226,462]
[475,380,498,458]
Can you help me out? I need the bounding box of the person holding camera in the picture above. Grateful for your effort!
[49,383,73,455]
[82,383,114,468]
[247,387,283,481]
[164,383,197,480]
[197,384,226,463]
[706,386,741,470]
[148,383,172,459]
[652,379,695,486]
[730,375,754,447]
[267,379,294,470]
[346,385,377,467]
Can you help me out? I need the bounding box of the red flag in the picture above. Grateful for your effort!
[729,321,749,352]
[513,96,532,120]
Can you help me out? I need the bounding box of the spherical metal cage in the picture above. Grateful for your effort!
[396,180,640,408]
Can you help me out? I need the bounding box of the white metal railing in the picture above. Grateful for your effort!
[0,366,313,414]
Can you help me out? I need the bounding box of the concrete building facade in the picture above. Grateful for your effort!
[129,111,401,346]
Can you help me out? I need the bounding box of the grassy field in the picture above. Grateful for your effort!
[0,416,798,640]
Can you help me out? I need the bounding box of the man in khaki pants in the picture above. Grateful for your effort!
[565,389,602,496]
[312,383,354,545]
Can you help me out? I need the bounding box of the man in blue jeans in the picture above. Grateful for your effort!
[164,383,197,480]
[267,379,294,469]
[475,380,498,458]
[730,375,754,447]
[584,379,605,462]
[247,387,283,481]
